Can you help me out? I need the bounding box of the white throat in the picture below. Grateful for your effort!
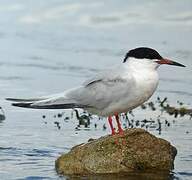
[126,57,160,71]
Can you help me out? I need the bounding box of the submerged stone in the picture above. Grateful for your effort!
[55,128,177,175]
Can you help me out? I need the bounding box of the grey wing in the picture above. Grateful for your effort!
[8,65,135,110]
[67,70,135,110]
[83,65,126,86]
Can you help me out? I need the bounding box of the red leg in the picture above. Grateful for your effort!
[108,116,116,135]
[115,113,124,135]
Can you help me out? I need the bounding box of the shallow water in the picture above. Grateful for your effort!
[0,0,192,179]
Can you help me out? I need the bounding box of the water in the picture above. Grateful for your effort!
[0,0,192,179]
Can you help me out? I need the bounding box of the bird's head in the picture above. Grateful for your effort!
[123,47,185,69]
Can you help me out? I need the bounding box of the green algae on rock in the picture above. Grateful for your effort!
[55,128,177,175]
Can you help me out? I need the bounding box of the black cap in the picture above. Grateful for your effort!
[123,47,162,63]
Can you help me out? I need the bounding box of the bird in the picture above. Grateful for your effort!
[6,47,185,135]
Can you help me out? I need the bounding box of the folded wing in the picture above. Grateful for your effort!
[6,65,135,111]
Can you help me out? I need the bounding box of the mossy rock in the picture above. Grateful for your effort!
[55,128,177,175]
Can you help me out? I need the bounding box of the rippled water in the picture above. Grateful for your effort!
[0,0,192,179]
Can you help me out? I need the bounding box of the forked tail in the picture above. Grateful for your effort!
[6,97,89,109]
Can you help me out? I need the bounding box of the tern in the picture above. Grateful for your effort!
[6,47,185,135]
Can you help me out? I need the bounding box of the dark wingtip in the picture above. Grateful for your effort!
[6,98,14,101]
[6,98,27,102]
[12,102,32,108]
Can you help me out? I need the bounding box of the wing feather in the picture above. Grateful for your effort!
[7,64,135,112]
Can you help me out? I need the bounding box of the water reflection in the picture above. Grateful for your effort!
[65,171,176,180]
[0,107,6,122]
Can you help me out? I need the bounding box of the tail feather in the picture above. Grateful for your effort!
[6,93,91,110]
[6,97,46,102]
[12,102,33,108]
[12,102,89,109]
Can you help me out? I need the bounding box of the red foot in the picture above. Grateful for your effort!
[114,139,119,145]
[115,113,124,136]
[114,138,126,145]
[118,128,124,136]
[115,113,126,145]
[111,129,116,136]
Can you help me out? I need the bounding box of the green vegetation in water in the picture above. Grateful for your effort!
[40,97,192,134]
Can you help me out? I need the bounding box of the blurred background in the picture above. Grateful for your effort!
[0,0,191,179]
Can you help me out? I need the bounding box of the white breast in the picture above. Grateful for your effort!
[95,60,159,116]
[131,68,159,105]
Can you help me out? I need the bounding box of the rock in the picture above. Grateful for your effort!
[55,128,177,176]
